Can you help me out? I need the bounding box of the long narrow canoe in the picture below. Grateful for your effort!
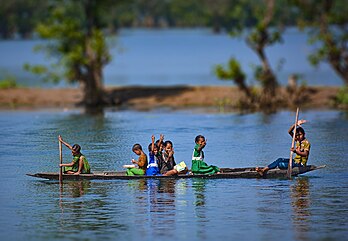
[27,165,325,180]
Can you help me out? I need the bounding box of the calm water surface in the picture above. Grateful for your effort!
[0,110,347,241]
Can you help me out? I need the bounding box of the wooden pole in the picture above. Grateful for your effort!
[287,107,299,179]
[59,137,63,184]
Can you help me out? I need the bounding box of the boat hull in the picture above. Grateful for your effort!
[27,165,325,180]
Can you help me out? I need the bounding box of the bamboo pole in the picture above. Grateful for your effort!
[59,137,63,184]
[287,107,299,179]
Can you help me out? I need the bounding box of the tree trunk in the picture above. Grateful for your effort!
[319,1,348,85]
[82,66,104,108]
[256,47,278,97]
[81,0,106,113]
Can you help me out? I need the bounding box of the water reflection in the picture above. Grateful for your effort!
[63,180,91,198]
[125,179,178,237]
[291,177,311,241]
[192,178,208,240]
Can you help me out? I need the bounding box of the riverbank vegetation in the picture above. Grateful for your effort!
[0,86,344,112]
[1,0,347,112]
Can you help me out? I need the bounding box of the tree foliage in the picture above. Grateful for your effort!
[24,0,116,111]
[215,0,291,110]
[0,0,49,39]
[291,0,348,85]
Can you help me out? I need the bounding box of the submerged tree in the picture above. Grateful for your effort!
[291,0,348,86]
[215,0,291,110]
[24,0,121,112]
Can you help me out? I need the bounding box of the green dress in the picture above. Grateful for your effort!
[64,154,91,174]
[191,144,220,175]
[126,153,147,176]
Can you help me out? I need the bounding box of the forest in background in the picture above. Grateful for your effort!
[1,0,347,112]
[0,0,336,39]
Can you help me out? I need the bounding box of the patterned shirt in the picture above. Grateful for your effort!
[138,153,148,171]
[294,139,311,166]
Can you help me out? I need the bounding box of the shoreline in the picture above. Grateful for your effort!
[0,86,342,112]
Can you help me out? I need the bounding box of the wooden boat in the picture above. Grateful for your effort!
[27,165,325,180]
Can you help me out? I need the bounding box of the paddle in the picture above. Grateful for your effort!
[59,136,63,184]
[287,107,299,179]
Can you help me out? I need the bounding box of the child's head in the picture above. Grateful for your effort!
[71,144,81,156]
[148,143,159,154]
[195,135,205,144]
[132,143,143,155]
[163,140,173,154]
[295,127,305,141]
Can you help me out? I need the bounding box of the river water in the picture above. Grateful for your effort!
[0,28,344,87]
[0,109,347,241]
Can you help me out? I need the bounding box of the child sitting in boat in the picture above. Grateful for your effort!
[126,143,148,176]
[146,135,161,176]
[191,135,220,175]
[158,140,188,176]
[256,119,310,176]
[58,135,91,175]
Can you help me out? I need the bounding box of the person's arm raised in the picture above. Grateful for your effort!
[58,135,72,150]
[288,120,307,137]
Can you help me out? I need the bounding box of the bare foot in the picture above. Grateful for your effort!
[255,167,264,177]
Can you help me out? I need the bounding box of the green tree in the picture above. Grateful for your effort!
[291,0,348,85]
[25,0,118,112]
[0,0,49,39]
[215,0,289,109]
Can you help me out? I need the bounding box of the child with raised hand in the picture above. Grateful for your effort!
[146,135,161,176]
[256,119,310,176]
[58,135,91,175]
[191,135,220,175]
[158,140,176,175]
[126,143,148,176]
[155,134,165,156]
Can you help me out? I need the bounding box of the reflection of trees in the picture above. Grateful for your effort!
[291,177,311,241]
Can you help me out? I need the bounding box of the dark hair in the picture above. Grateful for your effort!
[132,143,142,151]
[296,127,305,135]
[164,140,173,147]
[72,144,81,153]
[155,139,164,147]
[148,143,158,152]
[195,135,205,143]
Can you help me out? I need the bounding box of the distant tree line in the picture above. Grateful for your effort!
[0,0,305,39]
[2,0,346,112]
[215,0,348,111]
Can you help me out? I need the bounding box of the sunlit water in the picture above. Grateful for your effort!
[0,109,347,241]
[0,28,344,87]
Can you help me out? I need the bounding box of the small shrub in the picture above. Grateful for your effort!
[336,86,348,106]
[0,78,17,89]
